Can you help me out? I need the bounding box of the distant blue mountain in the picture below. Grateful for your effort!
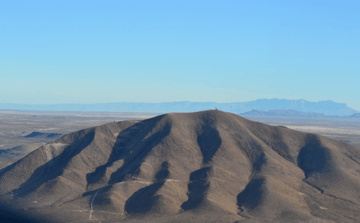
[239,109,327,118]
[0,99,357,116]
[236,99,358,116]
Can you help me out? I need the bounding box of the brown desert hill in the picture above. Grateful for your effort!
[0,110,360,222]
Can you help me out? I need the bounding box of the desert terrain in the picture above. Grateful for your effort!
[0,110,360,222]
[1,111,359,170]
[0,111,157,169]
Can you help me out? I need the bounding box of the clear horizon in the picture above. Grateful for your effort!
[1,1,359,110]
[0,98,354,106]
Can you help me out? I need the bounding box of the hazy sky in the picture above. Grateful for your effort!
[1,1,359,109]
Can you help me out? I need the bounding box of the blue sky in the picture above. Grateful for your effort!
[1,0,359,109]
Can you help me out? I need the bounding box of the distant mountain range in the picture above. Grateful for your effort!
[240,109,327,118]
[350,113,360,118]
[240,109,360,119]
[0,98,358,116]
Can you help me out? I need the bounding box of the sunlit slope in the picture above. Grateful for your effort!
[0,110,360,222]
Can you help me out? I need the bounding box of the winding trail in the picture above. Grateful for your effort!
[89,188,104,220]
